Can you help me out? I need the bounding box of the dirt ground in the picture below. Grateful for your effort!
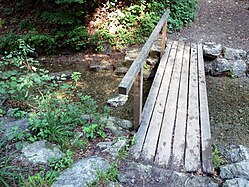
[169,0,249,50]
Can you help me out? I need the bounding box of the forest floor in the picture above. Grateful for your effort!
[169,0,249,50]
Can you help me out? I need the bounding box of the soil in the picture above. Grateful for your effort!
[169,0,249,50]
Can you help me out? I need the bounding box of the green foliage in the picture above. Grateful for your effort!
[97,0,198,49]
[7,108,28,118]
[0,32,20,53]
[6,126,29,142]
[83,123,106,139]
[212,144,225,169]
[89,163,119,186]
[40,11,79,25]
[28,94,108,149]
[48,150,74,172]
[0,39,53,103]
[167,0,198,32]
[0,156,20,187]
[19,170,58,187]
[1,0,198,54]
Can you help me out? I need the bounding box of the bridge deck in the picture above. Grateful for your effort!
[130,41,213,173]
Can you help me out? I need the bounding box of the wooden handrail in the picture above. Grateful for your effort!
[118,9,170,130]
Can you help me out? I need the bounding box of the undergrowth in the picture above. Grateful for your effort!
[0,40,110,186]
[0,0,198,54]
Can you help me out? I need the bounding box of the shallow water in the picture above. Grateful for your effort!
[43,54,249,147]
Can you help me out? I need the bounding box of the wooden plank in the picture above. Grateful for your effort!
[185,43,201,172]
[154,41,185,166]
[197,43,213,173]
[171,42,191,169]
[160,21,167,59]
[140,41,179,162]
[130,41,173,159]
[118,10,170,95]
[133,64,143,130]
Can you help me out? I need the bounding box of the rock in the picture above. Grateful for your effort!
[223,47,247,60]
[90,60,114,71]
[107,94,128,107]
[223,178,249,187]
[108,182,124,187]
[203,42,222,58]
[185,176,219,187]
[21,140,64,164]
[150,38,161,58]
[119,161,218,186]
[52,156,110,187]
[2,118,30,138]
[220,145,249,164]
[114,67,128,77]
[107,116,133,130]
[232,60,247,77]
[210,58,232,76]
[146,57,159,66]
[220,161,249,180]
[124,46,141,66]
[106,121,130,137]
[49,70,72,80]
[97,138,127,159]
[81,114,95,123]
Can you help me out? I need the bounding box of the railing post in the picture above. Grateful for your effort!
[160,21,167,59]
[133,63,143,130]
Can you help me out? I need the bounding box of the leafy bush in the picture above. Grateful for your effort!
[48,150,74,172]
[0,32,20,53]
[0,39,53,103]
[28,94,108,149]
[1,0,198,54]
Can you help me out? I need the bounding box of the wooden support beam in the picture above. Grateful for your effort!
[134,65,143,130]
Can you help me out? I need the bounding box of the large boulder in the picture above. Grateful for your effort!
[21,140,64,164]
[52,156,110,187]
[203,42,222,59]
[220,145,249,163]
[97,138,127,159]
[2,118,30,138]
[220,161,249,180]
[223,178,249,187]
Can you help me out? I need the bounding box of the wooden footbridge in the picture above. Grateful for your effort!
[118,10,213,173]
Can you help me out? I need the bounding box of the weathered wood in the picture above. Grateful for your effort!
[154,41,184,166]
[141,41,179,162]
[185,43,201,172]
[118,10,170,95]
[134,65,143,130]
[198,43,213,173]
[130,41,213,174]
[160,21,167,59]
[171,42,191,169]
[130,41,173,159]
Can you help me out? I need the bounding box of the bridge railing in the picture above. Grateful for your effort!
[118,9,170,130]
